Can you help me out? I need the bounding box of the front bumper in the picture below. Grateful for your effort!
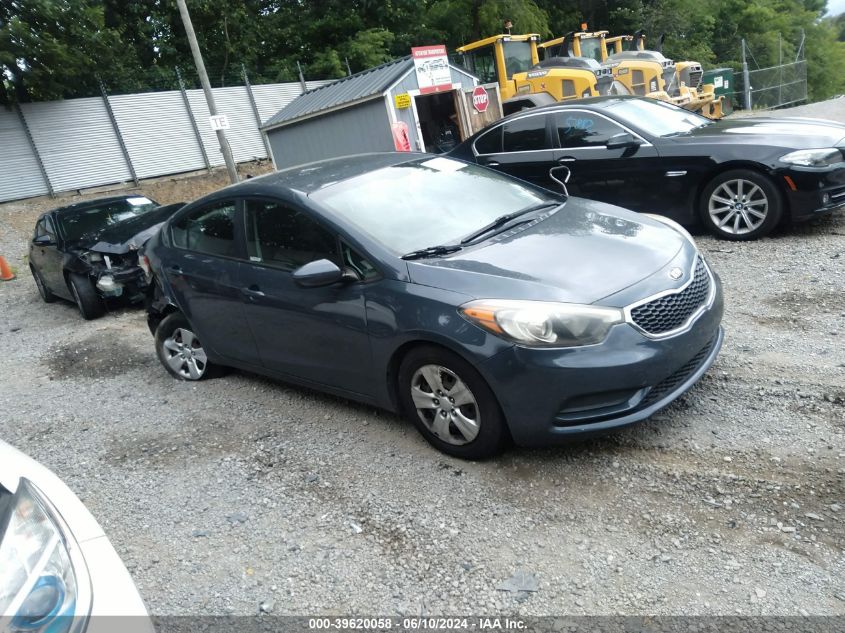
[0,441,153,633]
[478,281,724,447]
[779,165,845,222]
[90,266,148,301]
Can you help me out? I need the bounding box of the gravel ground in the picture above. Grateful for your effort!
[1,118,844,617]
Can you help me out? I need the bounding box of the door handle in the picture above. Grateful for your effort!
[485,161,500,167]
[168,265,183,274]
[241,285,265,299]
[558,156,576,163]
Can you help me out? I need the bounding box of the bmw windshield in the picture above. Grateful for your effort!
[310,158,562,255]
[606,98,712,136]
[58,197,158,242]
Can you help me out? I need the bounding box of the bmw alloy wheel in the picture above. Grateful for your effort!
[410,365,480,445]
[707,178,769,235]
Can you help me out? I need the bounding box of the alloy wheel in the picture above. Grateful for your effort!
[410,364,480,445]
[162,327,208,380]
[708,178,769,235]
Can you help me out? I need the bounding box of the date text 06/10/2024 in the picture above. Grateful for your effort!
[307,618,527,630]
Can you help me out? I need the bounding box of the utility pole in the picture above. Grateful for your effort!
[176,0,239,184]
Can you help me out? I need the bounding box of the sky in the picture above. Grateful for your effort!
[828,0,845,15]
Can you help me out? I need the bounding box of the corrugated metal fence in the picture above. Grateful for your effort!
[0,81,327,203]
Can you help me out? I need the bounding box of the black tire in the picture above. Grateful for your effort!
[67,272,104,319]
[397,345,509,460]
[155,312,224,381]
[30,265,56,303]
[699,168,783,240]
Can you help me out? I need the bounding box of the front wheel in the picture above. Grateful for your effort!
[155,313,223,381]
[67,273,104,319]
[699,169,783,240]
[397,346,508,460]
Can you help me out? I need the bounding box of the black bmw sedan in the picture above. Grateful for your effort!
[449,96,845,240]
[29,195,184,319]
[145,153,723,459]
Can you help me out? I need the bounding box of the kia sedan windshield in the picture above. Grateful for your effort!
[606,98,711,136]
[311,158,561,255]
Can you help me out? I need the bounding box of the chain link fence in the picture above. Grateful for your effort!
[737,33,807,110]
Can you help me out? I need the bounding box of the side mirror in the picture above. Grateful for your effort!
[293,259,344,288]
[33,235,55,246]
[605,132,642,150]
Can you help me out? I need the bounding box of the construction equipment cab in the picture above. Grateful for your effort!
[540,29,673,97]
[457,33,610,113]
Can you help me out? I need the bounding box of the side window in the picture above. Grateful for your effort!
[245,199,338,271]
[503,115,549,152]
[555,112,627,148]
[474,126,502,154]
[171,200,237,258]
[341,242,379,282]
[34,217,56,240]
[461,46,497,84]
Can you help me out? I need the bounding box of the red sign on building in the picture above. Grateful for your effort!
[412,45,452,94]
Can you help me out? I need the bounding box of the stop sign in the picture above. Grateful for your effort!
[472,86,489,113]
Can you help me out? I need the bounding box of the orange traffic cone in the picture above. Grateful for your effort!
[0,255,16,281]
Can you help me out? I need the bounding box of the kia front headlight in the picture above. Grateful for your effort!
[460,300,624,347]
[780,148,843,167]
[0,481,91,633]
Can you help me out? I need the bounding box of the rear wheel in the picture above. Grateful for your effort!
[67,273,104,319]
[155,313,223,381]
[397,346,508,460]
[700,169,783,240]
[30,265,55,303]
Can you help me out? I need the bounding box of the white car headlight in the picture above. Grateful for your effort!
[780,148,843,167]
[0,481,90,633]
[460,300,624,347]
[641,213,696,245]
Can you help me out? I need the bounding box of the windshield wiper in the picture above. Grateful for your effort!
[401,244,463,260]
[459,202,559,245]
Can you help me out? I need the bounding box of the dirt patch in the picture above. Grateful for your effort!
[46,330,154,379]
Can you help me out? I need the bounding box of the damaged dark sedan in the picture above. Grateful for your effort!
[28,195,184,319]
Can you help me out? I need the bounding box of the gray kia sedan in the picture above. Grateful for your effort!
[144,153,723,459]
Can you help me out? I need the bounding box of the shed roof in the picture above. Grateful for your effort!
[262,57,414,131]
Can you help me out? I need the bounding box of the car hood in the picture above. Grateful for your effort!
[72,203,184,254]
[406,197,689,305]
[675,116,845,148]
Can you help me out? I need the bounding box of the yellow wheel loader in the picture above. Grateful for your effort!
[540,28,724,119]
[540,29,673,98]
[456,33,613,114]
[623,31,724,119]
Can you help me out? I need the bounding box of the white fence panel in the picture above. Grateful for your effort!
[21,97,132,193]
[110,90,207,179]
[252,81,329,125]
[210,86,266,163]
[0,109,49,201]
[0,81,322,203]
[185,90,224,167]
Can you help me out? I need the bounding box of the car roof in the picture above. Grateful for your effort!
[47,195,156,217]
[203,152,429,199]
